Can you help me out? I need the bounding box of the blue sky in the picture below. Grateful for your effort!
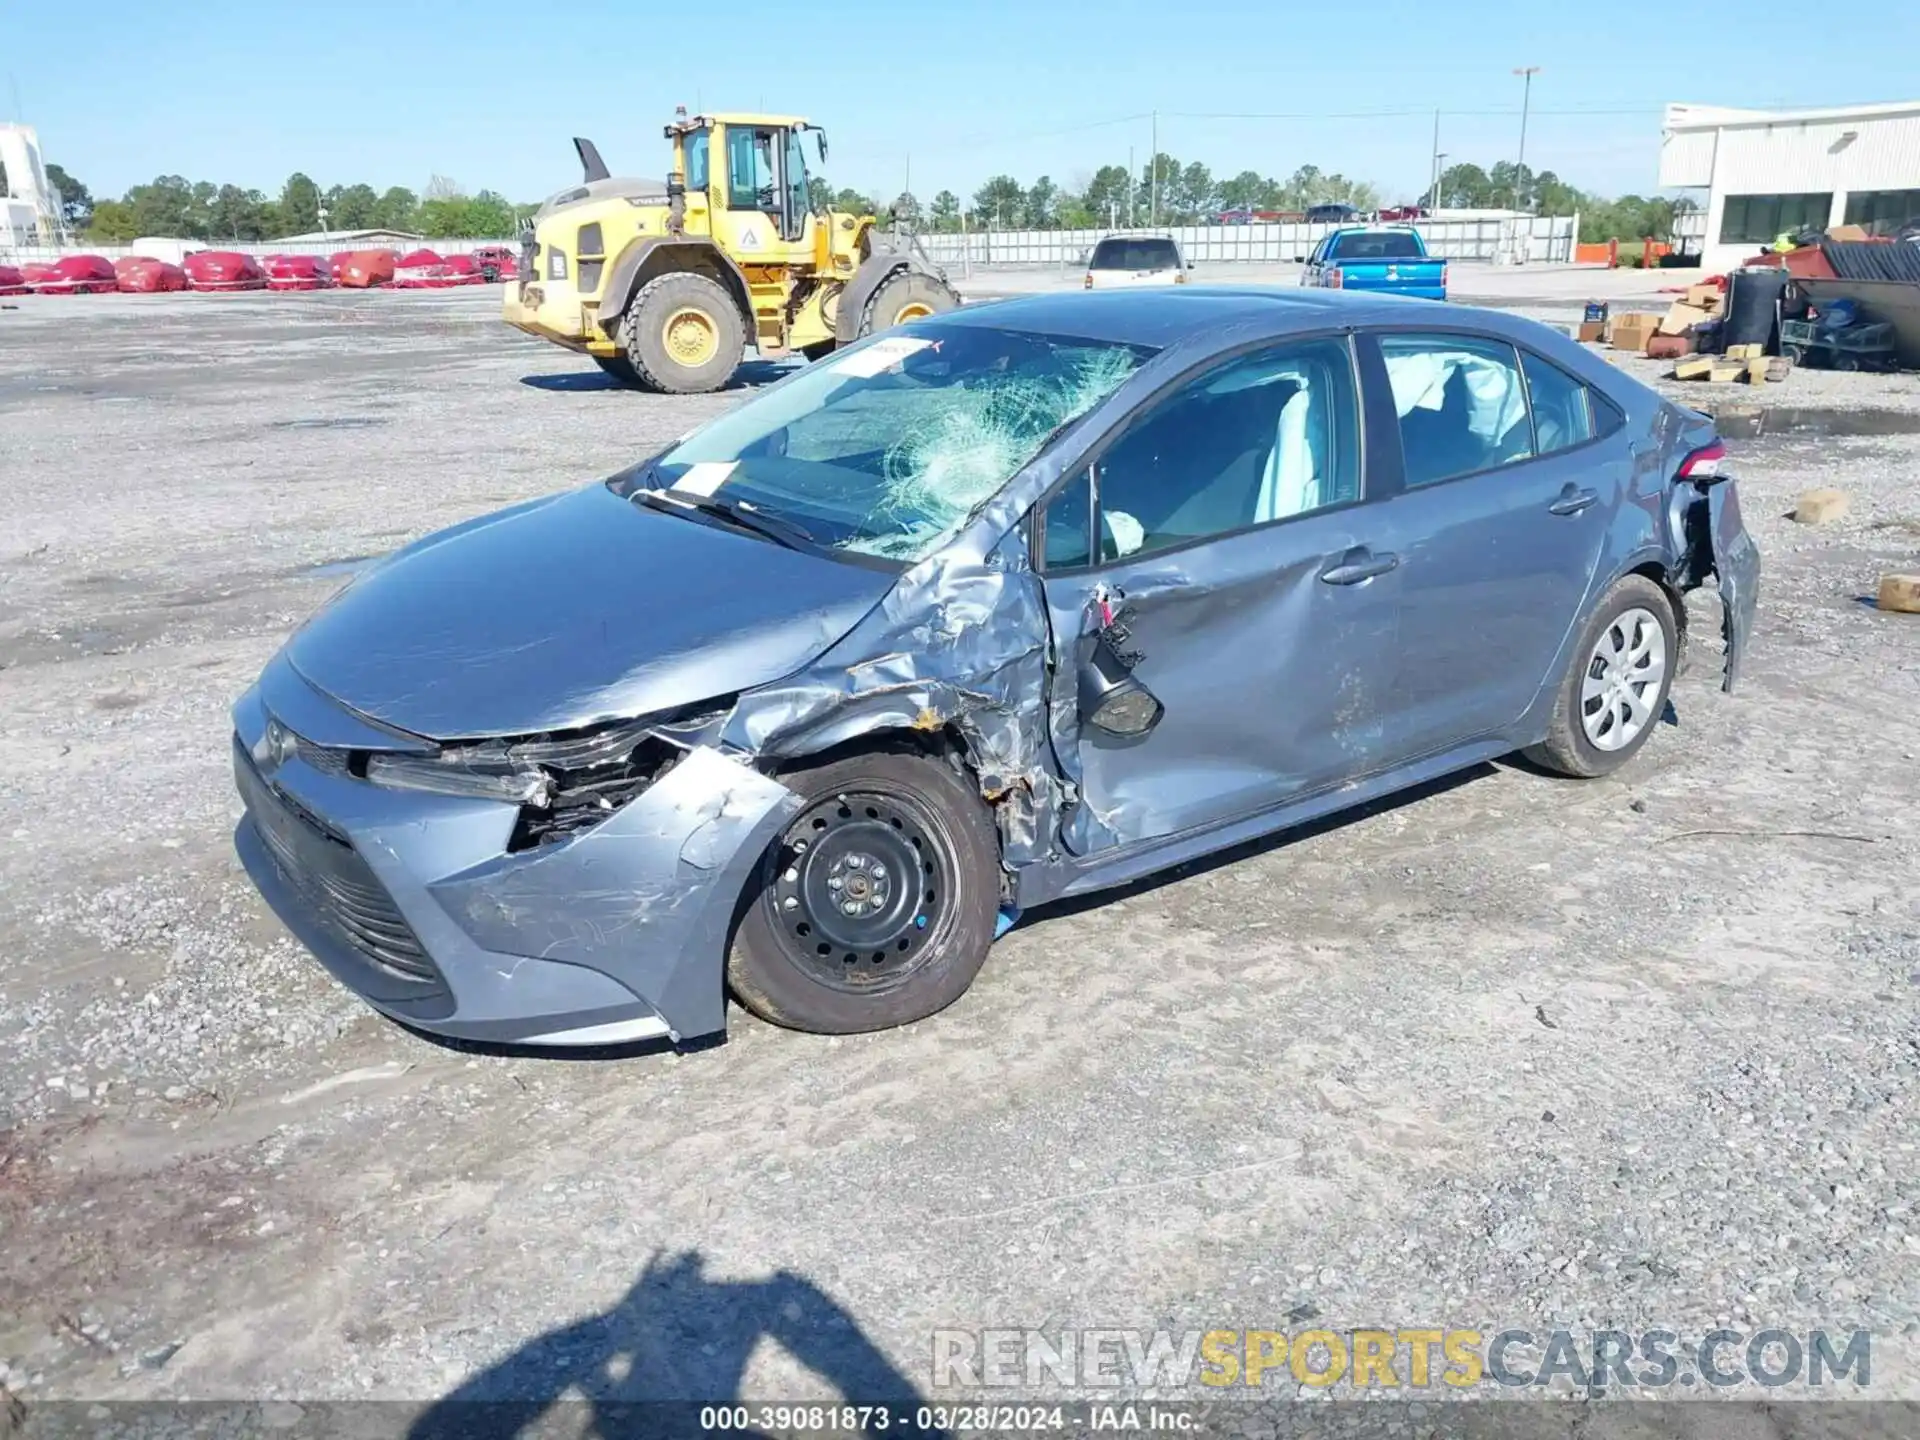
[11,0,1917,207]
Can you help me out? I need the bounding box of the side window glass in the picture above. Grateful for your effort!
[726,128,776,210]
[1591,390,1625,438]
[784,129,811,216]
[1040,470,1095,570]
[1520,351,1595,455]
[685,130,710,193]
[1379,334,1534,487]
[1092,337,1361,560]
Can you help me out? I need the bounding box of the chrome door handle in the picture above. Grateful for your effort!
[1319,550,1401,585]
[1549,487,1598,516]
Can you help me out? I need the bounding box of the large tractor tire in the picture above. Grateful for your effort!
[860,270,958,337]
[622,271,746,394]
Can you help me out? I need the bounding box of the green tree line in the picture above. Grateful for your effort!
[882,157,1691,245]
[37,165,534,243]
[31,154,1693,248]
[1425,160,1696,243]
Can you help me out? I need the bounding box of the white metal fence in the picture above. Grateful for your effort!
[5,216,1579,271]
[918,216,1578,269]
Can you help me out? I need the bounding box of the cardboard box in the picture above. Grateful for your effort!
[1659,301,1713,336]
[1826,224,1870,243]
[1578,320,1606,343]
[1609,315,1659,352]
[1685,284,1723,309]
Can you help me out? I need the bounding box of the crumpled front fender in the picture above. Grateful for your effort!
[431,747,800,1041]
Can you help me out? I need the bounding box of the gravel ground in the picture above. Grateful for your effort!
[1,282,1917,1424]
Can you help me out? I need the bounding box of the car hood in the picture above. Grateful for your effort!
[286,484,895,740]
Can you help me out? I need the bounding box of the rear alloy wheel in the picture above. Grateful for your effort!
[860,271,957,336]
[622,271,745,394]
[727,752,999,1034]
[1526,574,1677,778]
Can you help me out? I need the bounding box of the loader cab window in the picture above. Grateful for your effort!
[726,126,779,213]
[784,130,812,216]
[684,129,710,194]
[782,128,812,240]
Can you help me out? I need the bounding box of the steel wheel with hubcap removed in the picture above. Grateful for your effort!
[1526,574,1679,778]
[728,752,999,1033]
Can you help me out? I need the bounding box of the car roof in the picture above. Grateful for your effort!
[936,287,1460,348]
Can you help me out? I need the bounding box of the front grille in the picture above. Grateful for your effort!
[236,744,440,985]
[294,737,350,778]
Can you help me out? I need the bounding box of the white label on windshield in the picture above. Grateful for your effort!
[834,335,933,378]
[671,461,737,497]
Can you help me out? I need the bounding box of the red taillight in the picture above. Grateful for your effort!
[1678,440,1726,480]
[1327,266,1344,289]
[1440,263,1449,290]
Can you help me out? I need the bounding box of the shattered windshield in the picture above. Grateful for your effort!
[632,321,1156,562]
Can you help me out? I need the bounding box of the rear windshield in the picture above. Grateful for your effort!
[1090,238,1181,271]
[1328,231,1423,260]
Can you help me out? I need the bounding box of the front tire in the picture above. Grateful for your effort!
[622,271,745,394]
[1526,574,1677,778]
[727,752,999,1034]
[859,271,958,336]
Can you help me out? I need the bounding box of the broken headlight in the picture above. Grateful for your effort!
[365,752,553,807]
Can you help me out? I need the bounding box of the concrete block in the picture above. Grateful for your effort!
[1878,574,1920,614]
[1793,488,1849,524]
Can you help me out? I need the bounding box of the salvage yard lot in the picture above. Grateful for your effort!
[2,282,1918,1409]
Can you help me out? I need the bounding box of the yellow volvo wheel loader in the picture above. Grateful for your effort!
[503,111,961,393]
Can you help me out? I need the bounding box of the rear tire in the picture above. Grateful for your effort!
[592,354,641,386]
[622,271,745,394]
[727,752,999,1034]
[859,271,958,336]
[1525,574,1677,779]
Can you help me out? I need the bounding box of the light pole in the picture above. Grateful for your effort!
[1428,110,1441,208]
[1431,152,1448,210]
[1512,66,1541,212]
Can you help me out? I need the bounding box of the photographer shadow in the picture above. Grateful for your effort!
[410,1249,943,1439]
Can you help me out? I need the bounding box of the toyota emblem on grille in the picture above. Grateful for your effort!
[258,718,299,771]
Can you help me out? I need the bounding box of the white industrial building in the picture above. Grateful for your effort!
[1661,99,1920,273]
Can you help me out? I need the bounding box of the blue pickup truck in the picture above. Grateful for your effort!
[1300,226,1448,300]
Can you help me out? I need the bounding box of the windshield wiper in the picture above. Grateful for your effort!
[637,489,821,552]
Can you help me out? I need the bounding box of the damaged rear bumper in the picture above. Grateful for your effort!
[231,683,798,1045]
[1708,480,1761,691]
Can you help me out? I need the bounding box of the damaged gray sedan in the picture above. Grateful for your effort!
[232,289,1759,1046]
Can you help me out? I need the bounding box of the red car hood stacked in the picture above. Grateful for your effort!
[265,254,333,290]
[391,248,487,288]
[183,251,268,291]
[114,256,189,293]
[30,255,119,294]
[335,249,397,288]
[0,265,28,296]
